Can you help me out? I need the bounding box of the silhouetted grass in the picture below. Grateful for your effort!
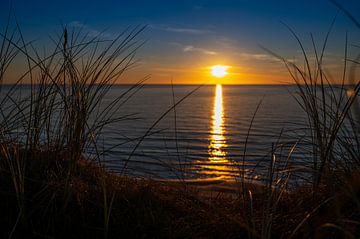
[1,3,360,239]
[254,4,360,237]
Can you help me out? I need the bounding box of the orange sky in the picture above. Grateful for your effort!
[2,0,359,85]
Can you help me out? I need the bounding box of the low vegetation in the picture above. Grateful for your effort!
[0,5,360,239]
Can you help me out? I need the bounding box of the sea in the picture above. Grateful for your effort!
[97,84,312,182]
[6,84,349,183]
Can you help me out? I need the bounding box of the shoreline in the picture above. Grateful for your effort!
[0,148,357,238]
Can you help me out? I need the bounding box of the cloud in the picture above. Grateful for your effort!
[150,24,212,34]
[169,42,217,56]
[239,53,279,61]
[183,45,217,55]
[153,67,188,72]
[67,21,115,39]
[215,37,240,49]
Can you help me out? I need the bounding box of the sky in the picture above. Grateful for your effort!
[1,0,360,84]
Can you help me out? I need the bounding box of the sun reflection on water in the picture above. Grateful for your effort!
[201,84,234,179]
[209,84,227,161]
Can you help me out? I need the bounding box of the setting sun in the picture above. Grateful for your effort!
[2,1,359,237]
[211,65,229,78]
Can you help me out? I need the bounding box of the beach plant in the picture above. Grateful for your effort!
[0,13,28,236]
[262,18,359,191]
[255,2,360,237]
[232,3,360,238]
[1,1,360,238]
[0,12,148,236]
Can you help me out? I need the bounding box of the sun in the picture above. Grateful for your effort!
[211,65,229,78]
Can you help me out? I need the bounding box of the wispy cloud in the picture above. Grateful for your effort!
[150,24,212,34]
[183,45,217,55]
[153,66,188,72]
[67,21,115,38]
[215,37,240,49]
[239,53,279,61]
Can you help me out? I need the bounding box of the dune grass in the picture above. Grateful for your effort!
[0,4,360,239]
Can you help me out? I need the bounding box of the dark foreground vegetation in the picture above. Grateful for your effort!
[1,152,360,239]
[1,4,360,239]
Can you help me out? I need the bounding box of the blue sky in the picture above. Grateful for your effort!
[1,0,360,84]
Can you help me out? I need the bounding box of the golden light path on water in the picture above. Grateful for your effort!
[204,84,234,179]
[209,84,226,160]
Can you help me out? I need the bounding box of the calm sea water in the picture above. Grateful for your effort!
[1,84,318,182]
[98,84,311,181]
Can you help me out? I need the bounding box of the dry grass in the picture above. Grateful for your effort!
[0,152,253,238]
[1,150,358,238]
[0,3,360,239]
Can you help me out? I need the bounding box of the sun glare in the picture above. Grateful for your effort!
[211,65,229,78]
